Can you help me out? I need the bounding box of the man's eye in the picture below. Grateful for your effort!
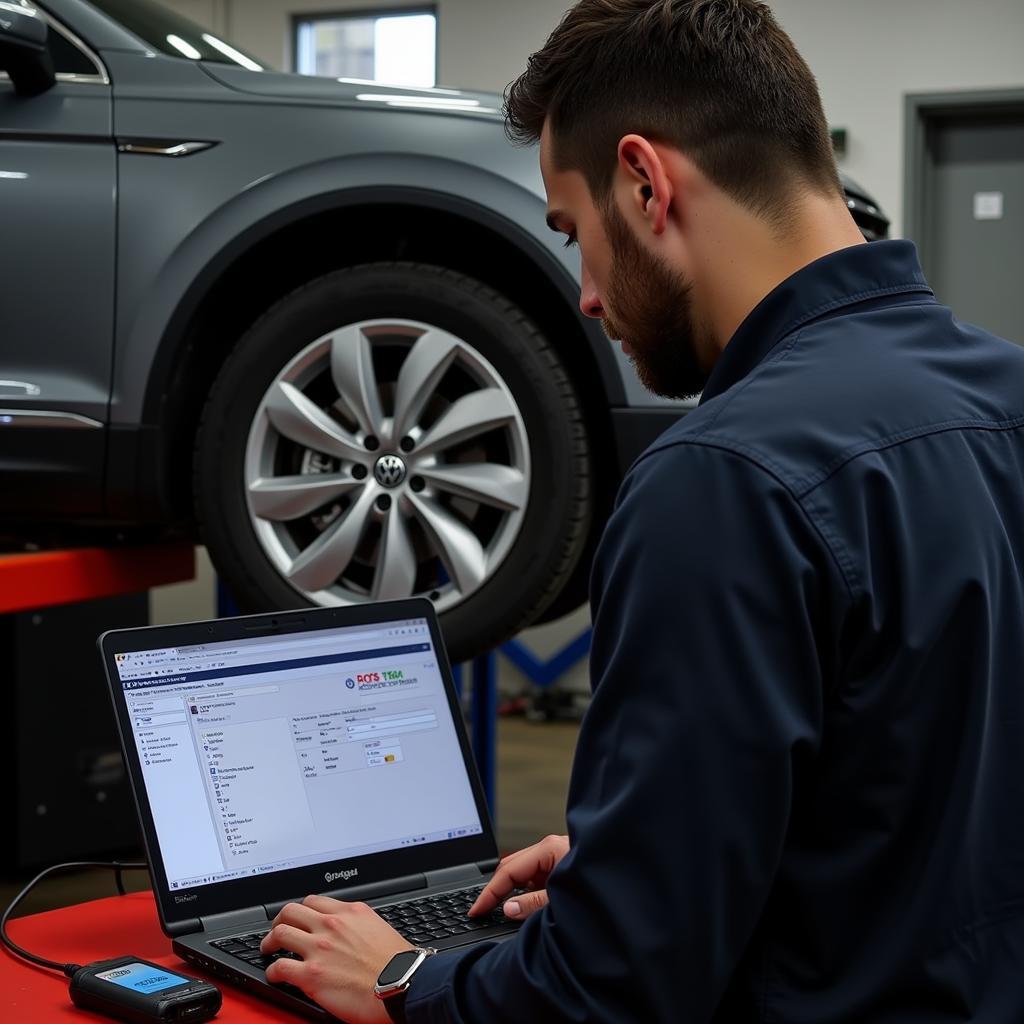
[563,233,578,249]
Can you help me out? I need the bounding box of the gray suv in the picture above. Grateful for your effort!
[0,0,889,659]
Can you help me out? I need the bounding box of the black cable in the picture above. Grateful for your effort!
[0,860,147,976]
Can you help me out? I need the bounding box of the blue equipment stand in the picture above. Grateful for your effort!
[451,652,498,817]
[454,631,593,822]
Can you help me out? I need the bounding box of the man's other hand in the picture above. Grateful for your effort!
[469,834,570,921]
[261,894,413,1023]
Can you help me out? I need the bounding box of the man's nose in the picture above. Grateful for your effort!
[579,261,605,320]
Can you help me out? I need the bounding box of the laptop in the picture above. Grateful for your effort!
[99,598,520,1020]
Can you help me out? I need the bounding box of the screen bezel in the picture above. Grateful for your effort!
[99,598,498,935]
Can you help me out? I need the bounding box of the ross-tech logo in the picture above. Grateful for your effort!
[174,893,199,904]
[325,867,359,884]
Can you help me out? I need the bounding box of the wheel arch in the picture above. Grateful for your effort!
[144,188,624,534]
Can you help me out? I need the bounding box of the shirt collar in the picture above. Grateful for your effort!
[699,239,934,405]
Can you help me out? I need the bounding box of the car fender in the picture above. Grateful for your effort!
[118,153,629,427]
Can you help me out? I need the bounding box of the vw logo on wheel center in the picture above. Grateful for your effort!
[374,454,407,488]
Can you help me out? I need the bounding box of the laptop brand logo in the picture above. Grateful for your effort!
[174,893,198,903]
[325,867,359,884]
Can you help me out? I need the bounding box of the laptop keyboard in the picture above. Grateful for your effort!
[375,883,517,944]
[210,883,517,971]
[210,931,298,973]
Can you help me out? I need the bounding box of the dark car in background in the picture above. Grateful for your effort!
[0,0,889,659]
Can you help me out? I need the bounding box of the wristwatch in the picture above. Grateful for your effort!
[374,947,437,1024]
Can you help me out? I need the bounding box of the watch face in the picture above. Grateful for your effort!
[378,950,421,988]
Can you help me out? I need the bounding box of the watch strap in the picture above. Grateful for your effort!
[382,990,408,1024]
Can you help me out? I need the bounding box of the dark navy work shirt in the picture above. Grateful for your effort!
[408,241,1024,1022]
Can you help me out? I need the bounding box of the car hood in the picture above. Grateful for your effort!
[200,64,885,224]
[201,64,504,119]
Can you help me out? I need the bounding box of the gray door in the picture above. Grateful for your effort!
[926,114,1024,346]
[0,23,115,423]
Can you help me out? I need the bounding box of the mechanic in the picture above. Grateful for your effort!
[259,2,1024,1020]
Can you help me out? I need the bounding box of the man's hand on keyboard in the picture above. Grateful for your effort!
[470,834,570,922]
[261,894,413,1023]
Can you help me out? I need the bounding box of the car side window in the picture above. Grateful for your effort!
[47,28,99,76]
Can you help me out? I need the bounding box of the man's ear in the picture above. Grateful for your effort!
[617,134,672,235]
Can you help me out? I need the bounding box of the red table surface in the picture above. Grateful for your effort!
[3,892,301,1022]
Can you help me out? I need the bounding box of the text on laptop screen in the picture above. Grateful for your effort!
[114,617,483,890]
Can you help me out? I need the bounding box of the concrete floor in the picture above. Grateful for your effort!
[0,716,579,921]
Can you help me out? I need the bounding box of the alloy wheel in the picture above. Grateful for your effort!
[244,318,532,613]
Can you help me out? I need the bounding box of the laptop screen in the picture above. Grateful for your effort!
[112,615,484,892]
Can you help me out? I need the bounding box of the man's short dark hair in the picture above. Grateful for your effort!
[505,0,842,224]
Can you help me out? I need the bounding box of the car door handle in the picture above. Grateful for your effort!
[0,379,41,397]
[117,139,217,158]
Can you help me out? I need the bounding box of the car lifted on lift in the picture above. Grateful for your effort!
[0,0,889,660]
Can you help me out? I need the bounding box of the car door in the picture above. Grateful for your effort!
[0,11,114,517]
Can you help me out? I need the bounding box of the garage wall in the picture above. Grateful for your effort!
[164,0,1024,237]
[771,0,1024,238]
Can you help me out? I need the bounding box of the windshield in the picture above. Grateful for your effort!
[87,0,269,71]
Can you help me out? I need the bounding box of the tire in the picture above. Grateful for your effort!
[531,536,595,624]
[194,262,591,662]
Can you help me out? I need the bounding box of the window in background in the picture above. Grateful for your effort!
[294,10,437,87]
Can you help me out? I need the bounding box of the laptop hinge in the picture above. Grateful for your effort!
[199,906,269,935]
[424,864,484,889]
[477,857,499,875]
[267,873,427,918]
[166,918,200,938]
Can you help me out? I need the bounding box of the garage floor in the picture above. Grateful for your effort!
[0,717,578,920]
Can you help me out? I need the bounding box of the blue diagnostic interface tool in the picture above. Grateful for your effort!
[69,956,221,1023]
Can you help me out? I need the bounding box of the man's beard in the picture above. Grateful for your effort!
[600,201,711,400]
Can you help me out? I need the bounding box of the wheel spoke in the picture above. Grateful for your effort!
[250,315,533,615]
[266,382,367,461]
[286,484,377,592]
[414,388,516,456]
[371,504,418,600]
[330,325,385,438]
[407,492,487,594]
[417,463,527,511]
[391,330,460,440]
[249,474,362,522]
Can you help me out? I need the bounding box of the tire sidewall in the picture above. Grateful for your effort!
[195,263,587,660]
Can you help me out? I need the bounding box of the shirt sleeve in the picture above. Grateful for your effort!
[406,440,841,1023]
